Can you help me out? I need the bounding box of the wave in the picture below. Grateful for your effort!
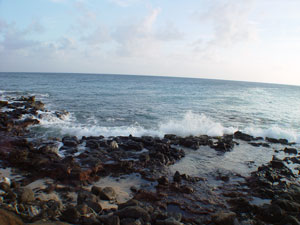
[35,110,300,143]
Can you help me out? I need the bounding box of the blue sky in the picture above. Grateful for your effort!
[0,0,300,85]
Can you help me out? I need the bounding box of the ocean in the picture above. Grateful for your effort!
[1,72,299,142]
[1,72,300,177]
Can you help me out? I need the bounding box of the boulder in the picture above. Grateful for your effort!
[19,188,35,203]
[234,131,254,142]
[115,206,150,222]
[284,147,298,154]
[62,136,78,147]
[99,187,117,200]
[266,137,288,145]
[0,209,24,225]
[211,212,238,225]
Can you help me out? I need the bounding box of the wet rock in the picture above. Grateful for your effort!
[266,137,288,145]
[284,147,298,154]
[0,181,11,192]
[115,206,150,222]
[122,140,144,151]
[141,136,156,147]
[19,187,35,203]
[180,185,194,194]
[157,176,169,186]
[61,206,81,224]
[91,186,102,196]
[39,141,61,155]
[212,135,234,152]
[234,131,254,142]
[173,171,181,183]
[62,136,78,147]
[211,211,238,225]
[54,110,69,120]
[86,140,100,149]
[99,187,117,200]
[179,137,199,150]
[0,209,24,225]
[77,190,99,205]
[259,204,285,223]
[31,101,45,111]
[271,159,287,169]
[273,199,300,212]
[279,215,300,225]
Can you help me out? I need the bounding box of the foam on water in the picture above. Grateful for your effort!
[158,111,237,137]
[34,110,300,143]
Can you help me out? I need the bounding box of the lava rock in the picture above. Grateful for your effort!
[234,131,254,142]
[99,187,117,200]
[115,206,150,222]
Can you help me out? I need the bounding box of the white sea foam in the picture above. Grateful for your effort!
[35,110,299,143]
[158,111,237,137]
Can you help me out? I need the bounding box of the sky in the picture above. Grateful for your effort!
[0,0,300,85]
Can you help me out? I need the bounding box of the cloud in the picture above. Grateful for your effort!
[108,0,141,7]
[193,0,258,55]
[155,22,185,41]
[81,26,111,46]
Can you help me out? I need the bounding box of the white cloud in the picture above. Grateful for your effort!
[193,0,258,56]
[108,0,141,7]
[112,8,161,57]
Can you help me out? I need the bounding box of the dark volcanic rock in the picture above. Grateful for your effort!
[62,136,79,147]
[99,187,117,200]
[115,206,150,222]
[266,137,289,145]
[234,131,254,142]
[284,147,298,154]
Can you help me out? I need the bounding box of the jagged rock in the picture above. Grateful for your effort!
[122,140,144,151]
[91,186,102,196]
[99,187,117,200]
[173,171,181,183]
[259,204,285,223]
[284,147,298,154]
[157,176,169,186]
[60,206,81,224]
[273,199,300,212]
[266,137,288,145]
[62,136,78,147]
[234,131,254,141]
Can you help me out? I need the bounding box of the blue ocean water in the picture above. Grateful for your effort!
[1,72,300,142]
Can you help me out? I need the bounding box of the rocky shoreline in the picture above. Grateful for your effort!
[0,96,300,225]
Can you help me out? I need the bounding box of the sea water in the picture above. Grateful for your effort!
[1,72,299,142]
[1,72,300,177]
